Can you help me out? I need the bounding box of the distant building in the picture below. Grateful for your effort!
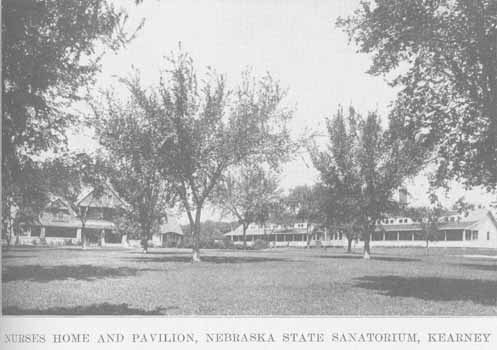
[367,209,497,248]
[224,222,326,247]
[151,215,184,247]
[17,182,129,246]
[223,209,497,249]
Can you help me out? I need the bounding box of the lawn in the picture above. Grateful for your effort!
[2,246,497,315]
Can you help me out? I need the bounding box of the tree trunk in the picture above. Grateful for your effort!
[306,225,311,248]
[100,229,105,247]
[191,208,202,262]
[142,237,149,253]
[347,236,353,253]
[242,224,247,250]
[363,231,371,259]
[6,215,13,249]
[81,224,87,249]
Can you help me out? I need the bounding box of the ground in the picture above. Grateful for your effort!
[2,246,496,315]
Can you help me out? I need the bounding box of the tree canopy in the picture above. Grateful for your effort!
[2,0,139,233]
[312,107,414,257]
[94,78,177,252]
[338,0,497,190]
[213,164,280,248]
[96,49,295,260]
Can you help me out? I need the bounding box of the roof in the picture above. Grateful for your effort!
[375,221,478,232]
[158,214,183,235]
[224,225,310,236]
[44,195,77,216]
[76,181,129,209]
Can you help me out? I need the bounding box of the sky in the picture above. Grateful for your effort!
[68,0,496,220]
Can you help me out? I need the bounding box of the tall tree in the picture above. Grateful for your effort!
[313,107,413,258]
[213,164,280,249]
[94,86,176,253]
[107,50,294,261]
[2,0,139,238]
[338,0,497,190]
[311,107,363,253]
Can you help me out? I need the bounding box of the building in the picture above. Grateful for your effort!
[366,209,497,248]
[17,182,129,246]
[224,209,497,249]
[224,222,327,247]
[151,215,184,247]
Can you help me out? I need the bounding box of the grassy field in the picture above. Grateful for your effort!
[2,246,496,315]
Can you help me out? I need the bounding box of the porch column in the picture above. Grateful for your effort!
[462,230,465,241]
[444,231,447,241]
[397,231,400,241]
[382,231,385,241]
[76,228,82,240]
[40,227,46,239]
[100,229,105,246]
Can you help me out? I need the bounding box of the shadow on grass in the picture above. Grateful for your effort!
[122,255,288,264]
[319,255,419,262]
[3,303,179,315]
[458,263,497,272]
[2,265,157,283]
[2,255,37,260]
[354,275,497,306]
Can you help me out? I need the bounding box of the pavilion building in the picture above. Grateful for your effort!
[224,209,497,249]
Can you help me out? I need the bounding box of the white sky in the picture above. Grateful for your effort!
[68,0,496,221]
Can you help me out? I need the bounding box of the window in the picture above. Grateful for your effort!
[465,230,472,240]
[446,230,463,241]
[472,231,478,240]
[390,220,394,224]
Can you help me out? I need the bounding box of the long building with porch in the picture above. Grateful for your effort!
[224,209,497,249]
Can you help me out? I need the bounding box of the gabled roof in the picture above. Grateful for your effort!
[44,195,77,216]
[158,214,183,236]
[75,181,129,209]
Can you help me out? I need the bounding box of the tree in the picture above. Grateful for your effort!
[402,205,445,255]
[311,107,364,253]
[107,49,294,261]
[313,107,414,258]
[285,185,325,247]
[94,85,176,253]
[2,0,140,242]
[213,164,280,249]
[338,0,497,190]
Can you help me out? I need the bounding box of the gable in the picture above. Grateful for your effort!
[76,182,128,209]
[44,197,75,216]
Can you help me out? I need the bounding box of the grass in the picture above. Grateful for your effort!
[2,246,497,315]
